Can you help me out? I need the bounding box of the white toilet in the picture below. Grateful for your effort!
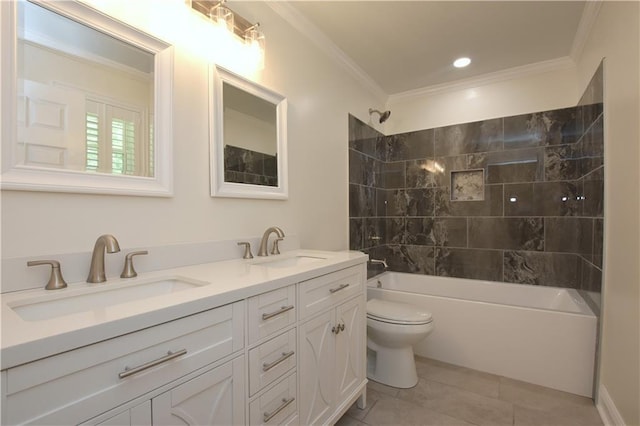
[366,298,434,388]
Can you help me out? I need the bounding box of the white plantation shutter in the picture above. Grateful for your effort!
[85,98,146,175]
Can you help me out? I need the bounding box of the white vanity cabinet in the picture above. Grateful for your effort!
[246,285,298,426]
[152,356,246,425]
[1,253,367,426]
[3,301,245,426]
[298,265,366,426]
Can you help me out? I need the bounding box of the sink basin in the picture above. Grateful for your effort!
[9,276,207,321]
[253,255,327,269]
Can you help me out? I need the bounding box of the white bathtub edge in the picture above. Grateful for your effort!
[597,384,626,426]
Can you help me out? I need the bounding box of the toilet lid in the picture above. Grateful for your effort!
[367,298,433,325]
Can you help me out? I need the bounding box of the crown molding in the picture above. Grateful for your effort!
[266,1,388,101]
[388,56,577,103]
[570,0,603,61]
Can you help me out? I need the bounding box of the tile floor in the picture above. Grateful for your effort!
[336,356,603,426]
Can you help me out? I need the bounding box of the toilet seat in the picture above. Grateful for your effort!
[367,298,433,325]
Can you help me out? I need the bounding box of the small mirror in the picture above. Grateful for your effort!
[1,0,173,196]
[210,65,288,199]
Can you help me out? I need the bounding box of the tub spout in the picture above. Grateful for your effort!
[370,258,388,269]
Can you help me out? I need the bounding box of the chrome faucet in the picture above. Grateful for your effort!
[369,258,388,269]
[257,227,285,256]
[87,234,121,283]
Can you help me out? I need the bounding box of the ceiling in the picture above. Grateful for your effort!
[285,1,587,95]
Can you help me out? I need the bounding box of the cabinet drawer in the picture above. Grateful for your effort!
[249,373,297,426]
[249,329,296,396]
[298,266,363,319]
[248,284,296,344]
[5,301,245,425]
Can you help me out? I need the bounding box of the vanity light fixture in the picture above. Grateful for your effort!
[453,57,471,68]
[209,0,234,33]
[244,23,265,66]
[190,0,265,54]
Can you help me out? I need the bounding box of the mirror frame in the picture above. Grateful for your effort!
[210,65,288,200]
[0,0,174,197]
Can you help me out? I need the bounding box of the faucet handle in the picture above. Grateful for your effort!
[120,251,148,278]
[27,260,68,290]
[237,242,254,259]
[271,238,283,255]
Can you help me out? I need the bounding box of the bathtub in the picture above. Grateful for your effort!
[367,272,597,397]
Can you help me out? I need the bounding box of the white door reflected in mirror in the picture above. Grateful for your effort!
[2,0,174,196]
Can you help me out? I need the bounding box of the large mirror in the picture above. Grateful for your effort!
[210,65,288,199]
[1,0,173,196]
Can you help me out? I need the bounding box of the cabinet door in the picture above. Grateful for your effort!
[152,357,245,425]
[298,310,335,426]
[92,401,151,426]
[334,296,366,404]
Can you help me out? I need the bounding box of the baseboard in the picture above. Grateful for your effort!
[597,384,626,426]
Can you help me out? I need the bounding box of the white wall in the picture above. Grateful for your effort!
[385,64,578,134]
[1,0,384,264]
[575,3,640,425]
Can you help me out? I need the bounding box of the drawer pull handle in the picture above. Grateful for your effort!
[329,283,350,294]
[118,349,187,379]
[263,397,295,422]
[262,350,295,372]
[262,305,294,320]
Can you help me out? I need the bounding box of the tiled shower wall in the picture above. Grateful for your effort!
[349,64,604,295]
[224,145,278,186]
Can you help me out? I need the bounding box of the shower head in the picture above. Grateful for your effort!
[369,108,391,124]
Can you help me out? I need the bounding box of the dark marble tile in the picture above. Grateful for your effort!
[377,189,407,217]
[581,259,602,293]
[434,156,469,187]
[435,184,503,217]
[433,218,467,247]
[468,218,544,251]
[536,181,581,216]
[434,119,503,156]
[578,61,604,107]
[451,169,484,201]
[583,167,603,217]
[379,161,405,189]
[545,144,581,181]
[349,114,384,159]
[504,183,534,216]
[386,218,406,245]
[578,61,604,133]
[593,219,603,268]
[349,149,365,185]
[545,218,593,258]
[506,181,582,217]
[349,218,364,250]
[406,159,439,188]
[364,218,385,248]
[406,217,434,246]
[349,184,376,217]
[375,245,435,275]
[264,155,277,178]
[469,148,544,184]
[503,107,579,150]
[435,248,503,281]
[582,115,604,158]
[503,251,581,288]
[406,188,435,216]
[387,129,434,161]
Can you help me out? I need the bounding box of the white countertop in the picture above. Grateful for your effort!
[0,249,367,370]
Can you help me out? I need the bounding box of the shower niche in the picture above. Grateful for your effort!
[450,170,484,201]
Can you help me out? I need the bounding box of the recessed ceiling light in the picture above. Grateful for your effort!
[453,57,471,68]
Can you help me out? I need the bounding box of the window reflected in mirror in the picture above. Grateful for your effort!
[16,1,155,177]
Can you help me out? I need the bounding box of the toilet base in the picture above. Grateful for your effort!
[367,340,418,388]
